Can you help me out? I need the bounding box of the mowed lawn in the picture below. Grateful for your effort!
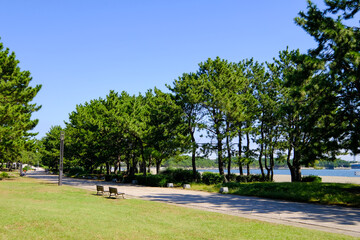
[0,177,356,240]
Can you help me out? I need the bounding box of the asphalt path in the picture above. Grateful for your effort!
[26,170,360,238]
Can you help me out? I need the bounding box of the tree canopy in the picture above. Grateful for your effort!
[0,40,41,165]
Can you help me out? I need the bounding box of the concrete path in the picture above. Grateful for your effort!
[27,170,360,238]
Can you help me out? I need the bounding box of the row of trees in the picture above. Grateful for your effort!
[1,1,358,183]
[41,1,359,182]
[41,89,187,176]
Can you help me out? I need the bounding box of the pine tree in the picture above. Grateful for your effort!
[0,40,41,164]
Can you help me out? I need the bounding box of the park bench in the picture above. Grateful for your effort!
[96,185,108,196]
[108,187,125,199]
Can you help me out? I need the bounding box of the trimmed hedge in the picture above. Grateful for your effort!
[136,174,168,187]
[202,172,223,185]
[161,168,201,183]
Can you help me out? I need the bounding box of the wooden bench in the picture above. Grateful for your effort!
[108,187,125,199]
[96,185,108,195]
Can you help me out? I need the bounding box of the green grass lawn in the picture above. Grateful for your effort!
[0,177,357,240]
[191,182,360,207]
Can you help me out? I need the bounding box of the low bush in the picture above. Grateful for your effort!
[67,166,87,177]
[104,173,128,182]
[136,174,168,187]
[302,175,322,183]
[202,172,223,185]
[23,166,31,171]
[226,173,237,182]
[161,168,200,183]
[236,174,266,183]
[0,172,10,180]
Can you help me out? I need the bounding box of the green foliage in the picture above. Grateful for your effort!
[0,172,9,179]
[302,175,322,183]
[66,166,88,177]
[136,174,168,187]
[161,168,200,183]
[163,156,217,168]
[0,40,42,162]
[236,174,266,183]
[296,0,360,155]
[201,172,223,185]
[22,166,31,171]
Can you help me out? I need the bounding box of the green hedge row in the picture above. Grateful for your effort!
[104,171,271,187]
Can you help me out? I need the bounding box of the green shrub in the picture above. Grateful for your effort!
[104,173,126,182]
[67,166,87,177]
[226,174,237,182]
[0,172,9,179]
[302,175,322,183]
[136,174,168,187]
[236,174,266,183]
[23,166,31,171]
[201,172,223,185]
[161,168,200,183]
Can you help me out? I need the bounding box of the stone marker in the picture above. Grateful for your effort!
[132,180,138,184]
[183,184,191,189]
[220,187,228,193]
[167,183,174,188]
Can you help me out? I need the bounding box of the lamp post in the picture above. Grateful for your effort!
[59,131,65,186]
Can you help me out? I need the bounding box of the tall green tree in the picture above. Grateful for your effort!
[146,88,187,174]
[167,72,205,180]
[0,40,42,165]
[296,0,360,155]
[275,48,339,182]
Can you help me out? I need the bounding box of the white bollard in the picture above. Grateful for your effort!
[167,183,174,188]
[183,184,191,189]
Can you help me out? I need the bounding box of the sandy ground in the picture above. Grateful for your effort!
[273,175,360,184]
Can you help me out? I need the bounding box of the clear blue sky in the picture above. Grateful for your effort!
[1,0,325,139]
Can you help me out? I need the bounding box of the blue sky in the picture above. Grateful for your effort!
[1,0,325,140]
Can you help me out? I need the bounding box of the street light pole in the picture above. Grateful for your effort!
[58,131,65,186]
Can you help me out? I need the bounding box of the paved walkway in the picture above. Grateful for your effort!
[27,170,360,238]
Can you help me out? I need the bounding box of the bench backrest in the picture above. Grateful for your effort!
[109,187,117,194]
[97,185,104,191]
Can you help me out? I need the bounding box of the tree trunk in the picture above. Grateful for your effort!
[258,122,265,179]
[106,162,110,175]
[270,148,275,182]
[286,145,301,182]
[139,142,146,176]
[238,130,243,175]
[258,142,265,179]
[216,129,224,176]
[226,131,232,181]
[291,149,302,182]
[246,131,250,176]
[191,132,197,181]
[147,155,152,173]
[156,160,161,174]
